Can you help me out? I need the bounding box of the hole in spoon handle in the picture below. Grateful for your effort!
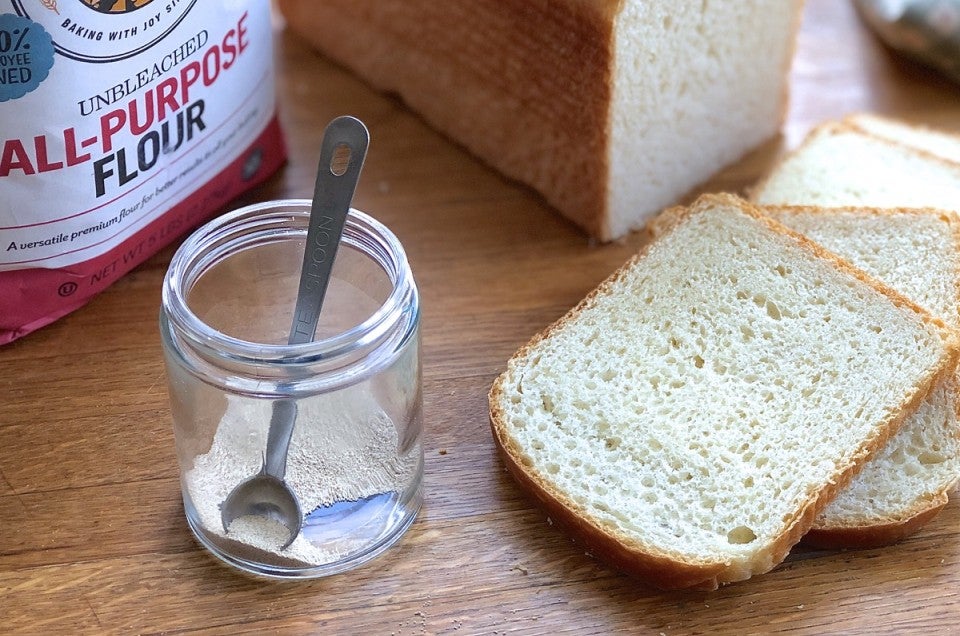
[330,143,352,176]
[289,116,370,346]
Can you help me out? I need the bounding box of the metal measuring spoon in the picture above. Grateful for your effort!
[220,116,370,549]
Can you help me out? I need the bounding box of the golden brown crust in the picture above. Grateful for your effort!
[488,193,960,589]
[802,495,949,550]
[277,0,615,238]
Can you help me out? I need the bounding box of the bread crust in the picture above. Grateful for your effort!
[277,0,615,238]
[802,494,948,550]
[489,193,960,589]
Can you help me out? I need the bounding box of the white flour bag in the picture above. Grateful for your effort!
[0,0,285,343]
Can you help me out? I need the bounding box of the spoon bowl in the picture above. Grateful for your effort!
[221,472,304,549]
[221,399,304,546]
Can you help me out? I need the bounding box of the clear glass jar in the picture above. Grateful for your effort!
[160,200,423,578]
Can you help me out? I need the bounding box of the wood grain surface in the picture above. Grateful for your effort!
[3,1,960,633]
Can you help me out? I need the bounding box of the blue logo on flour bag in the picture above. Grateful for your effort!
[0,14,54,101]
[8,0,196,63]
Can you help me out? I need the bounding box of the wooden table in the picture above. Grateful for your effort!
[3,1,960,633]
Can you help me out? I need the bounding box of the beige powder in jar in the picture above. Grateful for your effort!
[184,385,421,566]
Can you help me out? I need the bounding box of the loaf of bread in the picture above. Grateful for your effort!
[489,194,959,589]
[277,0,804,240]
[768,206,960,548]
[751,122,960,208]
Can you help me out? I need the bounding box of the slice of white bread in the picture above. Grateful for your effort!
[845,113,960,164]
[767,207,960,548]
[489,194,959,589]
[277,0,804,240]
[751,122,960,208]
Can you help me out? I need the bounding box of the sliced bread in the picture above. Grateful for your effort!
[751,122,960,208]
[277,0,804,240]
[844,113,960,164]
[767,206,960,548]
[489,194,959,589]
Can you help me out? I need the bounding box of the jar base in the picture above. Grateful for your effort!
[185,488,423,579]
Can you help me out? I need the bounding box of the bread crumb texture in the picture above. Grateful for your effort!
[492,197,952,584]
[606,0,801,237]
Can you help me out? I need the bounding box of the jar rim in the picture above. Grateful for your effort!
[162,199,417,366]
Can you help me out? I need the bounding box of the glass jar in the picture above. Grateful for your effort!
[160,200,423,578]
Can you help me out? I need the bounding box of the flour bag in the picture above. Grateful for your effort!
[0,0,285,343]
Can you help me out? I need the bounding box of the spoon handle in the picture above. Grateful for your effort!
[264,116,370,480]
[289,115,370,345]
[264,399,298,478]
